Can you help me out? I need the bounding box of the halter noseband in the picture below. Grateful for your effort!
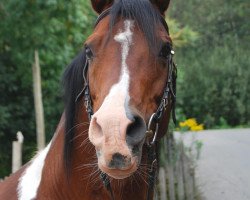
[76,8,177,200]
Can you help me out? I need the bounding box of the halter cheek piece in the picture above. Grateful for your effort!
[76,8,177,200]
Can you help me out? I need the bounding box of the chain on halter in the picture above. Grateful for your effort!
[145,49,177,200]
[145,49,177,146]
[75,53,93,120]
[75,8,177,200]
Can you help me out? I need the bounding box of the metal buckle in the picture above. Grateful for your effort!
[146,113,159,146]
[84,98,89,108]
[163,98,168,109]
[150,159,157,172]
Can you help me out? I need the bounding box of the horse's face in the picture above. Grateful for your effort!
[87,0,171,179]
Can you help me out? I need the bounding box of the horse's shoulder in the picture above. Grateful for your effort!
[0,164,29,200]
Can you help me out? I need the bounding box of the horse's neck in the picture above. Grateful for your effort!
[36,112,149,199]
[35,113,91,199]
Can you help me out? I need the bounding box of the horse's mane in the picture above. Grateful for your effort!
[63,0,165,172]
[62,50,86,172]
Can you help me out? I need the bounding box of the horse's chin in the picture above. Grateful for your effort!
[106,172,133,179]
[98,160,138,180]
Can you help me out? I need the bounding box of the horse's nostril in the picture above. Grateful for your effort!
[126,115,146,146]
[109,153,131,169]
[90,117,103,144]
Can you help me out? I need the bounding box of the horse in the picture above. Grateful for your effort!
[0,0,177,199]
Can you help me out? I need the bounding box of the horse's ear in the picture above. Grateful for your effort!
[91,0,114,14]
[150,0,170,15]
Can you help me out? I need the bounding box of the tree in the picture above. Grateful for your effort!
[167,17,199,48]
[169,0,250,127]
[0,0,96,177]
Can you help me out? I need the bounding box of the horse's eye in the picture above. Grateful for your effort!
[85,46,93,60]
[159,43,172,59]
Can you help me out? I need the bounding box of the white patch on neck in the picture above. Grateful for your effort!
[17,142,51,200]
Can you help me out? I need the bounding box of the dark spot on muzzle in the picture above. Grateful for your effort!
[132,144,140,156]
[109,153,131,169]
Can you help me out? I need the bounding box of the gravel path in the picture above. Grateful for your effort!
[175,128,250,200]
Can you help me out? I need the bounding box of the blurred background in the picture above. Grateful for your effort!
[0,0,249,178]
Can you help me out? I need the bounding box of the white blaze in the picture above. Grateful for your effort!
[113,20,134,94]
[18,142,51,200]
[104,20,134,104]
[89,20,134,145]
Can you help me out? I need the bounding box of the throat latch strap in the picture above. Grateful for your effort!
[146,50,177,145]
[100,173,115,200]
[146,143,158,200]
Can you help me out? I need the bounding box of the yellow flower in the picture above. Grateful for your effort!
[190,124,204,131]
[185,118,197,128]
[179,121,187,127]
[179,118,205,131]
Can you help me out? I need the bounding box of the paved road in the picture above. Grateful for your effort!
[175,128,250,200]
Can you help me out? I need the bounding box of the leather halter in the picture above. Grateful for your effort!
[76,8,177,200]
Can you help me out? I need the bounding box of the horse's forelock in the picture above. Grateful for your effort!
[110,0,165,52]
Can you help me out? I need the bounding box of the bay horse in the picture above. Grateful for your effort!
[0,0,177,199]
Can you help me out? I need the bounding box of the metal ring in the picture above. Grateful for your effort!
[147,113,156,131]
[146,113,159,146]
[150,123,159,146]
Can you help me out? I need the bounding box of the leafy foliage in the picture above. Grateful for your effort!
[169,0,250,127]
[0,0,95,177]
[167,17,199,47]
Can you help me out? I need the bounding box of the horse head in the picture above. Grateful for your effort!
[86,0,174,179]
[64,0,175,180]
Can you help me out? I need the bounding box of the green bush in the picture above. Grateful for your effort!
[176,45,250,128]
[0,0,95,178]
[170,0,249,128]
